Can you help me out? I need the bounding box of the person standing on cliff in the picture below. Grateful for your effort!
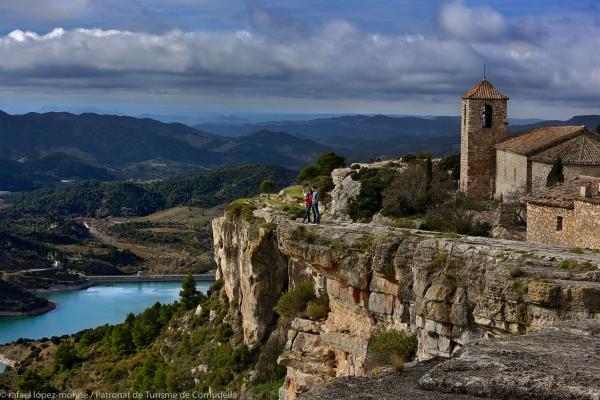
[311,186,320,224]
[303,188,313,223]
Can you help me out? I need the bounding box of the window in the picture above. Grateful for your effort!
[482,104,493,128]
[513,168,517,182]
[556,216,563,231]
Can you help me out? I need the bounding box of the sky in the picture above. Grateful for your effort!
[0,0,598,119]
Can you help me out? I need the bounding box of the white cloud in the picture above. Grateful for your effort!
[0,4,597,114]
[439,1,510,42]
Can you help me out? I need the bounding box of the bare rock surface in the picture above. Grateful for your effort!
[299,360,487,400]
[419,319,600,400]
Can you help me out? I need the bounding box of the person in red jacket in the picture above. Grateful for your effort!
[303,188,313,223]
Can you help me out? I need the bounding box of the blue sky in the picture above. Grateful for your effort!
[0,0,598,119]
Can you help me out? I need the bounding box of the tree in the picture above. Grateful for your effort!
[179,273,200,310]
[596,123,600,134]
[314,151,346,175]
[53,341,79,371]
[260,179,276,199]
[546,157,564,187]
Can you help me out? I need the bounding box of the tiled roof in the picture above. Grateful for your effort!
[462,79,509,100]
[526,176,600,209]
[496,126,586,156]
[530,131,600,165]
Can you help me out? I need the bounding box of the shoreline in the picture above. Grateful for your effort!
[36,280,95,294]
[0,302,57,317]
[0,352,16,367]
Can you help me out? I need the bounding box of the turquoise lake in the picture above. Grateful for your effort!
[0,281,212,373]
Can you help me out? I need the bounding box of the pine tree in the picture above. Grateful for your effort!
[546,157,565,187]
[179,273,199,310]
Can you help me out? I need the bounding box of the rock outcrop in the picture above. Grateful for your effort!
[419,319,600,399]
[213,205,600,399]
[212,215,288,346]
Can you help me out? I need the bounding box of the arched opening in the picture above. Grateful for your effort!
[482,104,493,128]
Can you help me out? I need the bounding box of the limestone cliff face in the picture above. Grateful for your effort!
[212,215,288,346]
[213,208,600,399]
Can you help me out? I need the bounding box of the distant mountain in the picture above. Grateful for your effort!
[195,114,461,139]
[0,111,330,186]
[510,115,600,134]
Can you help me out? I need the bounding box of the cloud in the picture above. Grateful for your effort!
[0,3,598,114]
[439,1,510,42]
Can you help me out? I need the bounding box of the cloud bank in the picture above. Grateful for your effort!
[0,1,598,115]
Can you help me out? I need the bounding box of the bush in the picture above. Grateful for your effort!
[348,168,399,222]
[438,154,460,181]
[306,294,329,320]
[298,165,322,182]
[420,201,491,237]
[52,341,79,371]
[254,341,286,384]
[367,330,417,368]
[273,282,316,318]
[282,204,305,219]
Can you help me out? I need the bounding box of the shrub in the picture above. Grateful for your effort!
[52,341,79,371]
[226,199,256,221]
[367,330,417,368]
[282,204,305,219]
[298,165,322,182]
[381,163,452,219]
[254,341,286,384]
[306,294,330,320]
[348,168,399,222]
[273,282,316,318]
[420,201,491,237]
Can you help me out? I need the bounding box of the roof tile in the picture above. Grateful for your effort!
[462,79,509,100]
[527,176,600,209]
[496,126,586,156]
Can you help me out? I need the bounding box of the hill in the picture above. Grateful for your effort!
[195,114,461,139]
[0,111,329,181]
[11,164,297,217]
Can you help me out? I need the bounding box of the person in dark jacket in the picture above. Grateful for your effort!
[311,186,320,224]
[302,188,313,223]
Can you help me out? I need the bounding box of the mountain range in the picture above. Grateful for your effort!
[0,110,598,191]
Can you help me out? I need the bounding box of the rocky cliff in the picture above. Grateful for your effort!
[213,201,600,399]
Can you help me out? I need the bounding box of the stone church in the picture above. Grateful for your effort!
[459,79,600,200]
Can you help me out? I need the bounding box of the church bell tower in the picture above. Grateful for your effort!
[459,78,509,198]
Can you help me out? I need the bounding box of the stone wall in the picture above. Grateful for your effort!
[459,98,508,198]
[527,201,600,249]
[572,200,600,249]
[526,203,574,247]
[495,149,528,199]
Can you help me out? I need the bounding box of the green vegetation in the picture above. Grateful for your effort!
[2,278,288,397]
[12,164,296,218]
[556,259,596,272]
[180,273,204,310]
[306,294,330,320]
[273,282,317,319]
[367,329,417,370]
[297,151,345,202]
[349,167,399,222]
[259,179,277,199]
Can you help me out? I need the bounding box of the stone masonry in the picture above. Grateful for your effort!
[459,81,508,198]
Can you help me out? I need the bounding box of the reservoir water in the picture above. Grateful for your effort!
[0,281,212,373]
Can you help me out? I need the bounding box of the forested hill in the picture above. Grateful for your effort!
[0,111,327,178]
[10,164,296,217]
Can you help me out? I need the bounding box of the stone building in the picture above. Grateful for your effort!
[459,79,600,199]
[459,79,508,198]
[526,176,600,249]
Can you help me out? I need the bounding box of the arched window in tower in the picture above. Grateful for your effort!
[482,104,493,128]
